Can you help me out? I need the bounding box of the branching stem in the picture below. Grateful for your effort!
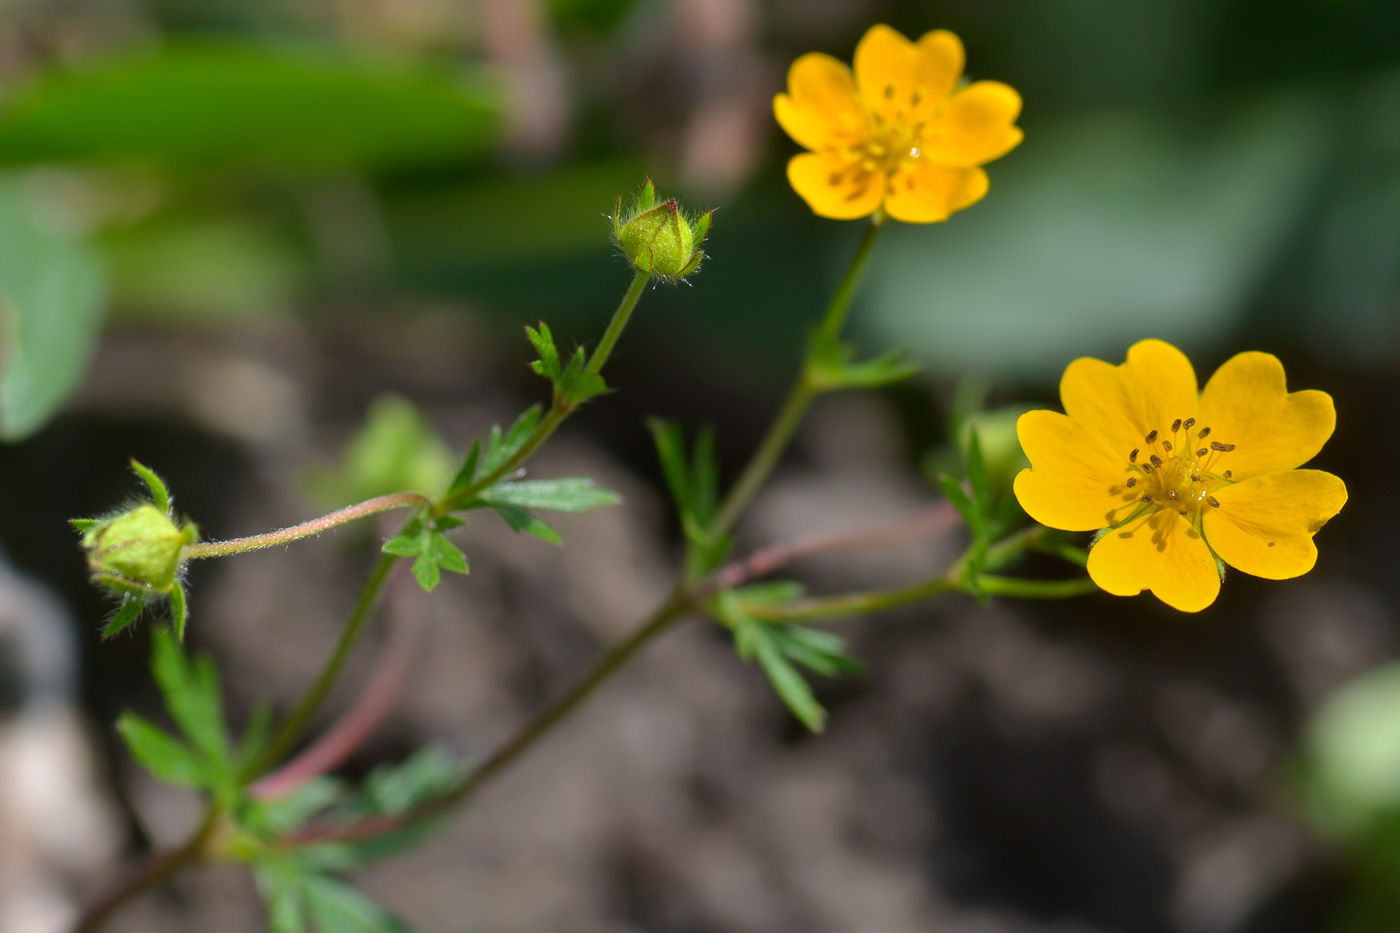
[181,492,432,560]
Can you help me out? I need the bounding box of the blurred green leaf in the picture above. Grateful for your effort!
[116,712,207,787]
[478,477,620,512]
[0,44,500,170]
[0,175,105,440]
[1299,661,1400,840]
[381,524,468,593]
[308,395,455,506]
[489,504,563,546]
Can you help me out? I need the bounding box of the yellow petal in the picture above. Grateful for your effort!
[1203,469,1347,580]
[1195,351,1336,480]
[786,152,884,220]
[1060,339,1199,460]
[1087,508,1221,612]
[883,165,987,223]
[854,24,919,122]
[1013,409,1140,531]
[924,81,1023,166]
[911,30,965,113]
[774,53,865,151]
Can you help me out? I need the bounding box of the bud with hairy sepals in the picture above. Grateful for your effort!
[613,178,712,281]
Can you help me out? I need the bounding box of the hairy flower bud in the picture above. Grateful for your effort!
[81,504,195,594]
[613,178,712,280]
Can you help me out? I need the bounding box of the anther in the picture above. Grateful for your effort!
[1169,490,1179,500]
[1141,495,1154,503]
[1162,441,1173,452]
[1145,430,1158,444]
[1191,474,1200,482]
[1197,426,1211,438]
[1267,541,1275,547]
[1197,448,1208,457]
[1129,449,1139,463]
[1224,470,1232,480]
[1126,478,1137,488]
[1207,496,1220,508]
[1141,463,1153,473]
[1171,419,1182,432]
[1210,441,1235,452]
[1150,455,1163,467]
[1183,418,1196,430]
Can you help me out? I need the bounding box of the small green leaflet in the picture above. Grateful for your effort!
[489,504,562,546]
[646,419,727,575]
[806,337,920,392]
[478,477,619,513]
[255,857,409,933]
[526,321,607,407]
[445,405,542,500]
[719,592,861,733]
[381,523,468,592]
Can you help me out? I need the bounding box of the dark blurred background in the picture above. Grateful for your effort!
[1,0,1399,931]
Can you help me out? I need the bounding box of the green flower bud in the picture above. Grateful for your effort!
[81,504,196,594]
[613,178,712,280]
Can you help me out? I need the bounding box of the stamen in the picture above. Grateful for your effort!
[1145,430,1158,444]
[884,84,896,100]
[1210,441,1235,452]
[1162,441,1173,452]
[1150,455,1163,467]
[1126,478,1137,488]
[1207,497,1220,508]
[1183,418,1196,430]
[1197,448,1208,457]
[1141,464,1153,473]
[1224,470,1232,480]
[1169,490,1179,500]
[1141,495,1154,503]
[1267,541,1275,547]
[1197,426,1211,438]
[1171,419,1182,432]
[1129,449,1139,463]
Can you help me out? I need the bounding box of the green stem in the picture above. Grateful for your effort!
[283,588,695,847]
[709,219,884,541]
[587,270,648,375]
[976,575,1100,599]
[244,553,397,780]
[182,493,432,560]
[436,270,650,517]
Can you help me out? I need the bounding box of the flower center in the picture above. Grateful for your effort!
[825,98,949,200]
[1117,417,1236,518]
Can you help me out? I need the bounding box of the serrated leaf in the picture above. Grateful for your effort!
[101,593,147,639]
[357,746,464,817]
[526,322,561,381]
[117,712,207,787]
[490,504,562,546]
[130,460,171,514]
[380,527,427,558]
[255,862,309,933]
[768,625,863,678]
[410,553,441,592]
[690,425,718,526]
[733,580,806,604]
[556,346,608,406]
[479,405,542,476]
[426,532,468,575]
[647,418,692,517]
[237,701,275,773]
[246,778,346,837]
[479,477,619,512]
[829,347,921,389]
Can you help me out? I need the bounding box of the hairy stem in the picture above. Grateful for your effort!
[709,218,883,541]
[181,493,432,560]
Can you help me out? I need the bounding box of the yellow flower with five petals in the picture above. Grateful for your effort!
[1014,340,1347,613]
[773,24,1023,222]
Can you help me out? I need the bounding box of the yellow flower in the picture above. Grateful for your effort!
[1013,340,1347,613]
[773,24,1023,223]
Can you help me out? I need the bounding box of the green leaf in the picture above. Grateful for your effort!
[444,441,481,499]
[243,778,346,838]
[384,525,467,593]
[0,44,500,171]
[426,532,468,575]
[526,322,561,381]
[304,874,408,933]
[151,629,231,771]
[479,477,619,513]
[0,174,105,440]
[381,526,428,558]
[754,636,826,733]
[101,594,148,639]
[479,405,542,476]
[732,581,806,604]
[690,426,719,527]
[130,460,172,514]
[490,504,563,546]
[169,583,189,643]
[255,861,309,933]
[554,346,608,406]
[937,475,980,532]
[116,713,207,787]
[647,418,692,518]
[767,626,864,679]
[236,701,276,773]
[355,746,465,817]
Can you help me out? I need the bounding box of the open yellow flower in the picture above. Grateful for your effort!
[1014,340,1347,613]
[774,24,1022,223]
